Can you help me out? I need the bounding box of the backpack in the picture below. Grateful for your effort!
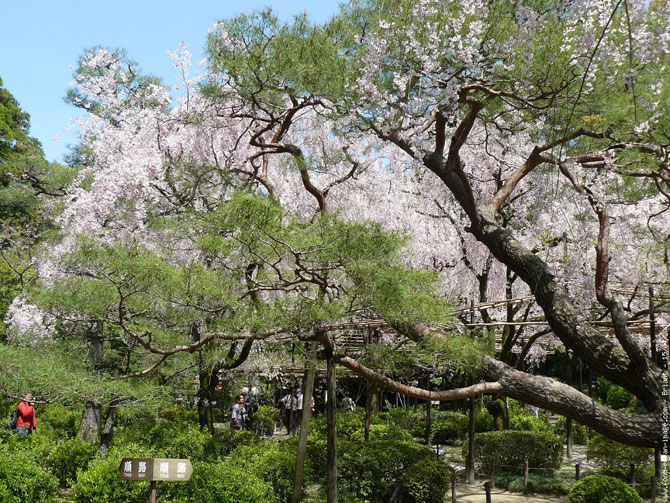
[9,408,18,429]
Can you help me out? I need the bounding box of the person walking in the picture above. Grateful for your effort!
[231,394,248,430]
[16,393,36,437]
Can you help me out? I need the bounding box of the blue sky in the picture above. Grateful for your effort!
[0,1,341,163]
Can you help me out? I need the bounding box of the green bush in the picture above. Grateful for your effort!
[587,435,652,474]
[553,416,589,444]
[568,475,641,503]
[310,409,384,440]
[495,471,568,494]
[203,428,260,460]
[229,439,301,502]
[474,408,494,432]
[0,445,59,503]
[509,413,552,434]
[349,423,412,443]
[400,456,454,503]
[310,437,453,503]
[161,460,279,503]
[410,411,469,444]
[596,378,631,409]
[468,430,562,474]
[251,405,280,436]
[606,386,630,410]
[73,444,155,503]
[45,437,97,486]
[39,403,82,437]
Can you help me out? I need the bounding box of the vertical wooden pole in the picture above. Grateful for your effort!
[451,477,456,503]
[628,463,636,485]
[467,396,475,484]
[425,378,432,445]
[587,365,593,441]
[467,298,476,484]
[364,328,371,442]
[650,287,657,363]
[524,458,529,492]
[575,462,581,480]
[484,481,492,503]
[292,342,317,503]
[650,476,656,503]
[327,347,338,503]
[566,349,573,459]
[149,481,157,503]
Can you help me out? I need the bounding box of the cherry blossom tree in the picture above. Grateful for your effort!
[5,0,669,451]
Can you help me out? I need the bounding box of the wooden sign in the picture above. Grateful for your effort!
[119,458,193,482]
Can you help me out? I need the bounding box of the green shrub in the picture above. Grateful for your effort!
[229,439,300,503]
[553,416,589,444]
[73,444,155,503]
[314,438,453,503]
[0,445,59,503]
[161,460,279,503]
[495,471,568,494]
[606,386,630,409]
[400,457,454,503]
[251,405,280,436]
[45,437,97,486]
[596,378,630,409]
[587,435,652,474]
[310,409,384,440]
[468,430,562,474]
[509,413,552,434]
[568,475,641,503]
[203,428,260,460]
[39,403,82,437]
[349,423,412,443]
[410,411,469,444]
[474,408,494,432]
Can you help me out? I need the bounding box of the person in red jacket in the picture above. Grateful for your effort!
[16,393,36,437]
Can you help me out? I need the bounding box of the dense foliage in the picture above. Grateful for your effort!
[568,475,642,503]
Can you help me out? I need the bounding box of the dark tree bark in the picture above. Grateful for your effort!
[78,400,102,444]
[98,401,118,458]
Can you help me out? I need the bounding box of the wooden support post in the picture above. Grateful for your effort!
[523,458,529,492]
[149,481,157,503]
[575,462,581,481]
[650,287,657,364]
[292,343,317,503]
[467,396,475,484]
[451,477,456,503]
[490,462,496,488]
[628,463,635,485]
[650,476,656,503]
[327,347,338,503]
[586,366,593,441]
[566,350,573,459]
[425,378,432,445]
[484,481,492,503]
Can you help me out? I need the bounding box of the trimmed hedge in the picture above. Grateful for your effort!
[587,435,652,474]
[467,430,562,473]
[569,475,641,503]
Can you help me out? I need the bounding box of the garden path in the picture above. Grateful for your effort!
[453,483,568,502]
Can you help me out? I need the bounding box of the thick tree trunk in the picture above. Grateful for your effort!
[486,397,509,431]
[98,403,118,458]
[78,400,102,444]
[334,353,663,447]
[471,213,664,411]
